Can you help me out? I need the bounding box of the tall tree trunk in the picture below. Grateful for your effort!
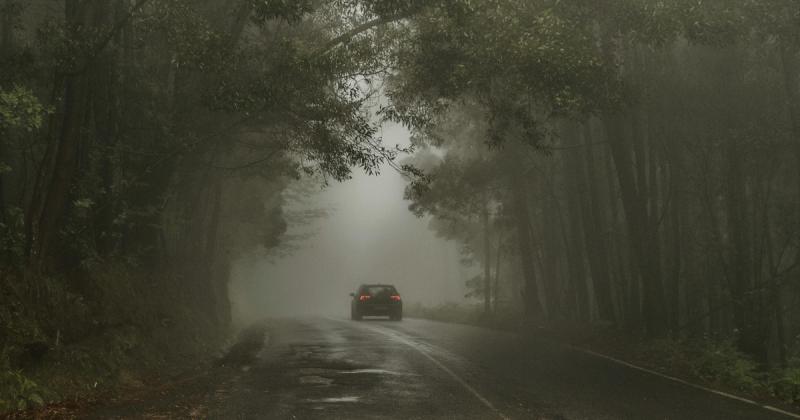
[665,138,685,333]
[539,160,578,319]
[0,0,14,223]
[0,138,6,224]
[579,120,615,322]
[561,136,591,321]
[779,46,800,356]
[29,73,91,265]
[493,233,502,315]
[725,136,766,363]
[508,147,542,322]
[604,112,667,336]
[204,180,223,261]
[482,203,492,315]
[601,134,631,325]
[92,3,127,255]
[27,0,108,266]
[0,0,13,52]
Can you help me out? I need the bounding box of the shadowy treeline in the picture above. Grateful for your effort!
[2,0,800,409]
[393,0,800,370]
[0,0,402,409]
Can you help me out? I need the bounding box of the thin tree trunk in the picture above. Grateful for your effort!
[482,203,492,315]
[561,134,591,321]
[666,140,684,333]
[579,120,615,322]
[0,0,13,223]
[204,180,223,260]
[509,147,542,322]
[0,139,6,224]
[604,111,667,336]
[602,135,631,325]
[725,135,766,363]
[493,233,502,315]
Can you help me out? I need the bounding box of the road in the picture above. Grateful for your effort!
[87,317,797,419]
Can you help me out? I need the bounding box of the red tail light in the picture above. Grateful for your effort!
[390,295,401,301]
[359,295,371,301]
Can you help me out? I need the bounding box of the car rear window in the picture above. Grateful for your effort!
[362,286,397,296]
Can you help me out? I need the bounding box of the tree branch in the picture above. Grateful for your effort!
[212,148,283,170]
[74,0,154,74]
[319,13,409,55]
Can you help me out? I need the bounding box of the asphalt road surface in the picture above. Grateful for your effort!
[88,317,798,419]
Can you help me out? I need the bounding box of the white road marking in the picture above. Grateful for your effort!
[329,317,800,419]
[571,347,800,419]
[327,317,509,420]
[341,368,419,376]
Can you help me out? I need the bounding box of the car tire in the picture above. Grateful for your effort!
[390,311,402,321]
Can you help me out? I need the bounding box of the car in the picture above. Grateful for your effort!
[350,284,403,321]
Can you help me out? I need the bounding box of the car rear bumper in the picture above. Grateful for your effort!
[355,303,402,315]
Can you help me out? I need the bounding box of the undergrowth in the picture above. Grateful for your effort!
[0,264,229,415]
[410,302,800,407]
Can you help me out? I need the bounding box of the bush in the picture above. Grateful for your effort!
[0,370,44,412]
[405,302,484,325]
[689,339,762,393]
[770,358,800,403]
[634,336,764,394]
[638,337,691,372]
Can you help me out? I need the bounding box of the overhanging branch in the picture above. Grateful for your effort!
[319,13,409,55]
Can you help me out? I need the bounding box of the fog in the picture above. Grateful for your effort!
[9,1,800,417]
[228,122,469,323]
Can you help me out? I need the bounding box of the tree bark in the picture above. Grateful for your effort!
[482,203,492,315]
[562,137,591,321]
[724,135,766,364]
[0,0,14,221]
[579,120,615,322]
[493,233,502,315]
[779,45,800,362]
[508,147,542,322]
[29,73,91,265]
[26,0,109,266]
[604,112,667,336]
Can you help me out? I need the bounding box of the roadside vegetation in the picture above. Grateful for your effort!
[0,0,404,411]
[389,0,800,406]
[4,0,800,414]
[408,302,800,407]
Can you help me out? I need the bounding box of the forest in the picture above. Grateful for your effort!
[2,0,800,413]
[397,0,800,368]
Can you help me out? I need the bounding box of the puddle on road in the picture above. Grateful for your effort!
[340,369,415,376]
[297,367,338,376]
[310,396,361,403]
[298,375,334,385]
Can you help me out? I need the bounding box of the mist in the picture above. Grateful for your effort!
[6,1,800,418]
[228,122,468,323]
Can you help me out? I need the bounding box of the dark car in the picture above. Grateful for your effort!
[350,284,402,321]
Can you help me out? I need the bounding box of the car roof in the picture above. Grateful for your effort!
[359,284,396,288]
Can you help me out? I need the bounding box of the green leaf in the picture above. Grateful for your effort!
[27,393,43,407]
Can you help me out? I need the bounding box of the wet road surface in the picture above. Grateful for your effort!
[88,317,798,419]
